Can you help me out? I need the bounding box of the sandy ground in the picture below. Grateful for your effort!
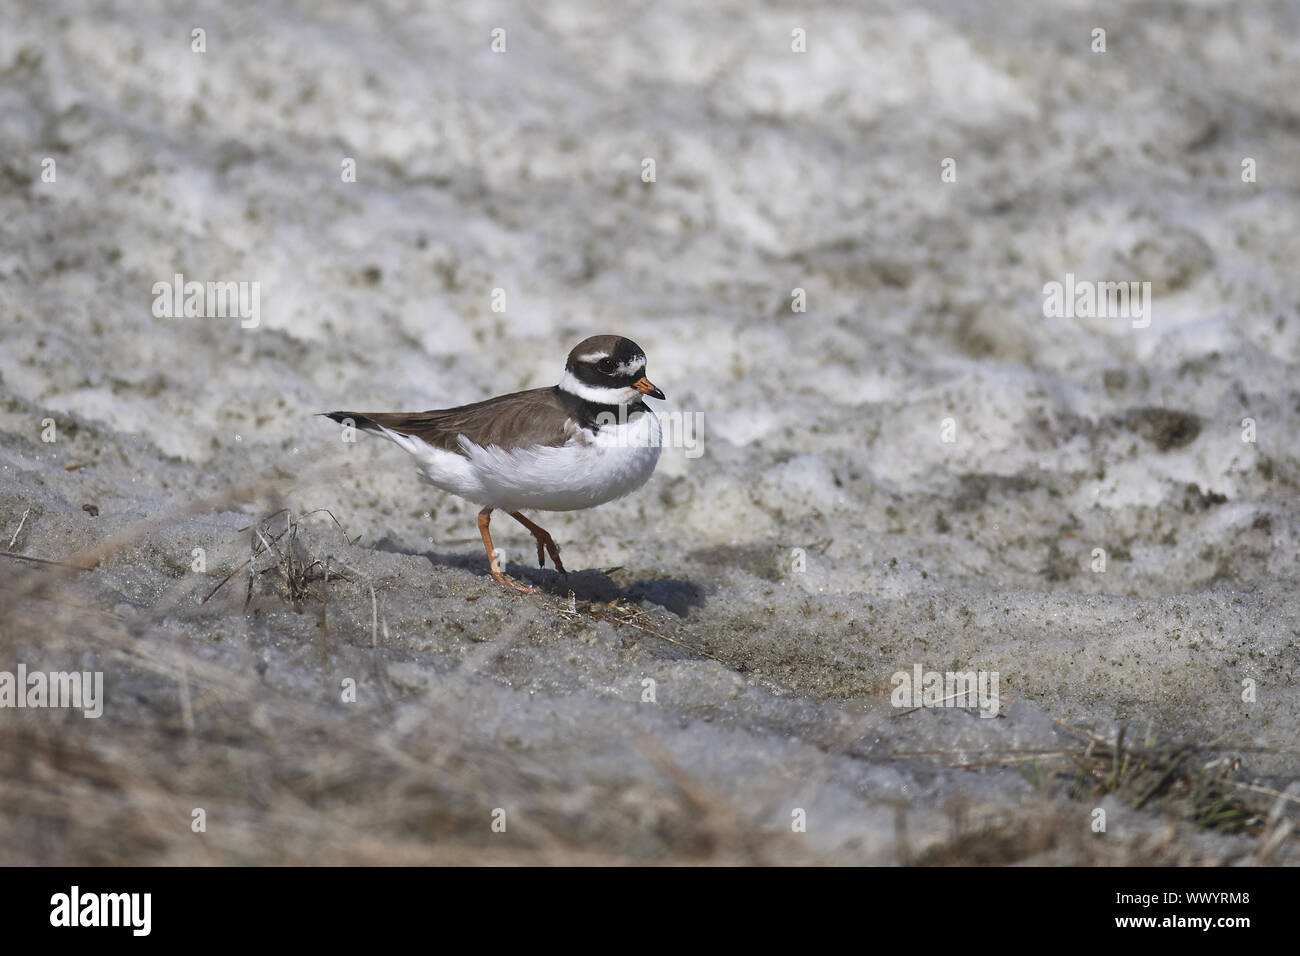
[1,0,1298,864]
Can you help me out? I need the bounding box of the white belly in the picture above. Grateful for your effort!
[378,409,662,512]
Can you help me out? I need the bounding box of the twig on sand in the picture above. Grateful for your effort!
[369,582,378,648]
[891,689,1011,718]
[8,508,31,550]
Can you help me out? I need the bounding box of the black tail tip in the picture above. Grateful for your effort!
[321,411,374,428]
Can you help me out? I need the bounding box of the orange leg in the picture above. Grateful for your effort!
[509,511,567,576]
[477,508,539,594]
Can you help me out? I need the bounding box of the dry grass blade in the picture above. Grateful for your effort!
[0,551,94,571]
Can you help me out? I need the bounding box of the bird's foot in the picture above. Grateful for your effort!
[490,568,541,595]
[509,511,567,575]
[532,533,566,575]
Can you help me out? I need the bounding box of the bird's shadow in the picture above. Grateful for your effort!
[620,576,707,617]
[372,536,706,616]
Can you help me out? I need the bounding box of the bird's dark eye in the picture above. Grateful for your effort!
[597,358,616,374]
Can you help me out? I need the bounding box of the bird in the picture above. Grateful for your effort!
[324,334,665,593]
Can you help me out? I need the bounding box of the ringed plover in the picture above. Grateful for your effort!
[325,334,665,593]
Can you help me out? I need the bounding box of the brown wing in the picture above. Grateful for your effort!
[324,387,582,457]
